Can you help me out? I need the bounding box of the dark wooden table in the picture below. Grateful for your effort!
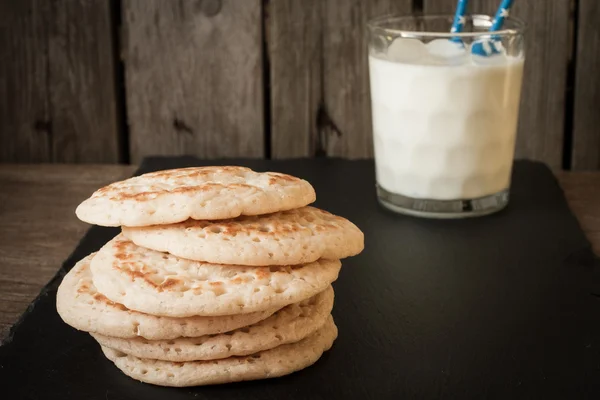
[0,164,599,342]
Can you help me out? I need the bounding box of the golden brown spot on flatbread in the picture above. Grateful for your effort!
[93,293,128,311]
[77,283,90,293]
[227,183,257,191]
[255,269,270,280]
[219,224,242,235]
[108,182,252,201]
[120,267,156,286]
[320,223,339,232]
[145,166,249,181]
[96,186,112,195]
[211,220,305,237]
[115,252,133,261]
[113,237,131,252]
[209,281,223,286]
[185,166,247,179]
[267,173,297,184]
[188,183,225,193]
[159,277,181,290]
[92,293,107,302]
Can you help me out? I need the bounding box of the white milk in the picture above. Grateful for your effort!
[369,39,524,200]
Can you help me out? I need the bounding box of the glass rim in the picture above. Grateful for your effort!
[367,13,526,38]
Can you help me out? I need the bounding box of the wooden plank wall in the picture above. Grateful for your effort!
[0,0,120,163]
[1,0,599,169]
[268,0,413,159]
[267,0,322,158]
[122,0,264,163]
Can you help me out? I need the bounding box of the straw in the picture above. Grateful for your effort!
[472,0,515,56]
[450,0,469,43]
[489,0,514,32]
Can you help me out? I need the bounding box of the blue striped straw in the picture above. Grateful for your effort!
[472,0,515,56]
[490,0,514,31]
[450,0,469,43]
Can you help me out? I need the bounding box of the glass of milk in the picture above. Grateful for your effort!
[367,14,525,218]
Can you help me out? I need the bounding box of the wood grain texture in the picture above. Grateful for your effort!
[1,164,599,343]
[0,0,120,163]
[556,172,600,243]
[122,0,264,163]
[268,0,322,158]
[0,0,52,162]
[423,0,570,169]
[322,0,413,158]
[571,0,600,170]
[0,164,136,341]
[48,0,121,163]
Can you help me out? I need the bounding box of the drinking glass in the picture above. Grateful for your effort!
[367,14,526,218]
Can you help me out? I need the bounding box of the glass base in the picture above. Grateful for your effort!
[376,185,509,219]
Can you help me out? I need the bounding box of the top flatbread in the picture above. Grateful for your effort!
[90,234,341,317]
[122,206,364,266]
[76,166,316,227]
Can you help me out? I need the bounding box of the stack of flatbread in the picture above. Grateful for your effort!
[56,166,364,387]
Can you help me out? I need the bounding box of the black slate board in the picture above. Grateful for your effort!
[1,157,600,399]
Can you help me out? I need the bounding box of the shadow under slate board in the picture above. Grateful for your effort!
[1,157,600,399]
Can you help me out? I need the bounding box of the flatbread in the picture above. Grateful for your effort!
[100,316,337,387]
[91,286,333,361]
[57,254,278,340]
[122,206,364,266]
[90,234,341,317]
[76,166,316,227]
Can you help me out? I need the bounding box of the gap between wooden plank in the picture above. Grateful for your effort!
[110,0,130,164]
[571,0,600,170]
[561,0,578,170]
[262,0,272,159]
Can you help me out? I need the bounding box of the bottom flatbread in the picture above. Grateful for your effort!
[100,316,337,387]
